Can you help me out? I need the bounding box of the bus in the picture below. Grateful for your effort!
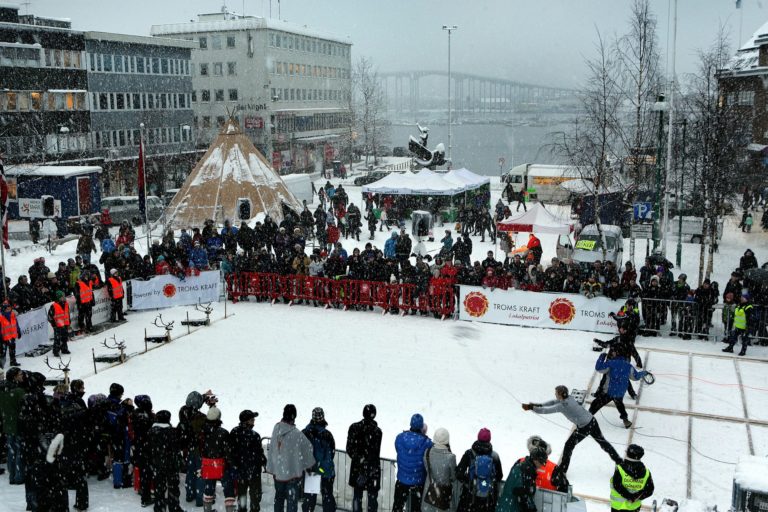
[503,164,583,204]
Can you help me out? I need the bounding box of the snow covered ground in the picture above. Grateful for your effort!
[0,184,767,511]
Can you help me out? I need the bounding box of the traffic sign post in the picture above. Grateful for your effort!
[629,223,654,264]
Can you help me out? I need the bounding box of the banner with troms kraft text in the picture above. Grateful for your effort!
[130,271,220,310]
[458,286,618,333]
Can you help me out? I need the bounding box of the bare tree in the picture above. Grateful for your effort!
[552,31,623,260]
[354,57,389,167]
[615,0,662,188]
[684,27,747,282]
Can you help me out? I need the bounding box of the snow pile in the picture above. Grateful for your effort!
[734,455,768,491]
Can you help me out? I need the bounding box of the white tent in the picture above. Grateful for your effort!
[443,168,490,191]
[497,203,574,234]
[361,168,490,196]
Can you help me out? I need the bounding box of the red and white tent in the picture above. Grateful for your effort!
[497,203,574,234]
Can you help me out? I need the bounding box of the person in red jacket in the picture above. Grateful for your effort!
[154,255,172,275]
[527,233,542,265]
[326,221,340,250]
[519,436,568,493]
[0,300,22,367]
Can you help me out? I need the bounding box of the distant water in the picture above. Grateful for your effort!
[388,115,574,176]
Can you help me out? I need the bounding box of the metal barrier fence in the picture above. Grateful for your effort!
[638,298,768,345]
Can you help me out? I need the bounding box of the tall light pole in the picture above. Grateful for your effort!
[661,0,677,256]
[442,24,457,164]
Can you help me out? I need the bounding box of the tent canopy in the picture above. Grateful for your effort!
[497,203,574,234]
[361,167,489,196]
[165,118,303,228]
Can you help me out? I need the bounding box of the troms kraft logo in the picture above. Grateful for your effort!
[163,283,177,298]
[548,297,576,325]
[463,291,489,318]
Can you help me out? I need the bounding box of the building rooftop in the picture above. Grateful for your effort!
[85,31,197,49]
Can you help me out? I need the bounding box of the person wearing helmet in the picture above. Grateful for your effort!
[496,445,547,512]
[724,293,753,356]
[0,300,21,368]
[610,444,654,512]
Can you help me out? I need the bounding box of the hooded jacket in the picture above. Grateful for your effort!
[346,417,383,490]
[395,428,433,486]
[266,420,315,482]
[384,233,399,259]
[595,353,647,398]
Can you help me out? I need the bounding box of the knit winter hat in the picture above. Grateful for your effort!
[156,410,172,424]
[312,407,325,423]
[363,404,377,420]
[186,391,204,410]
[110,269,118,275]
[477,428,491,443]
[283,404,297,422]
[207,406,221,422]
[433,428,450,446]
[410,413,424,431]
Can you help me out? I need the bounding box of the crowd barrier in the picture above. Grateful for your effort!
[225,272,456,318]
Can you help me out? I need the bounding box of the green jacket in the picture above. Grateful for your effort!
[496,457,538,512]
[0,381,26,435]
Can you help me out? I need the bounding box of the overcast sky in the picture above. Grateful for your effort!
[23,0,766,88]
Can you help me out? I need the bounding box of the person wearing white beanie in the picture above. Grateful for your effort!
[422,428,456,512]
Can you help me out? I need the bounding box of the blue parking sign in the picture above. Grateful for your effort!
[633,202,653,221]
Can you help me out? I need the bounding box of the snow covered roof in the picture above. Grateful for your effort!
[85,31,196,49]
[740,20,768,50]
[497,203,574,234]
[165,118,303,227]
[734,456,768,491]
[151,15,350,45]
[361,170,472,196]
[7,165,102,178]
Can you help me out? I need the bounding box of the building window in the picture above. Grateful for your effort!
[228,89,238,101]
[738,91,755,106]
[179,94,186,108]
[212,35,222,50]
[202,116,211,128]
[136,57,145,73]
[148,94,155,109]
[227,35,236,48]
[200,36,208,49]
[201,90,211,102]
[227,62,236,75]
[116,93,125,110]
[215,89,224,102]
[200,63,209,76]
[133,93,141,109]
[115,55,123,72]
[152,58,160,74]
[161,58,169,74]
[217,116,226,127]
[213,62,223,76]
[103,54,113,72]
[192,91,197,102]
[160,94,167,109]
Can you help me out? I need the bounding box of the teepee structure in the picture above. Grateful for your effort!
[165,118,303,228]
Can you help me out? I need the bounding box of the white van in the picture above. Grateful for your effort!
[503,164,583,204]
[556,224,624,270]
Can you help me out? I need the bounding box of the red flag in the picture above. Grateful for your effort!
[138,139,146,216]
[0,156,9,249]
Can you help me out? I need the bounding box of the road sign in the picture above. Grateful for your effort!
[631,224,653,239]
[633,202,653,221]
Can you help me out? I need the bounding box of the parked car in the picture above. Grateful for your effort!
[163,188,180,206]
[353,171,390,186]
[556,224,624,272]
[101,195,164,225]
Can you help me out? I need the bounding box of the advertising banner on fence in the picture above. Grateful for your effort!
[16,306,49,354]
[131,271,220,310]
[458,286,618,333]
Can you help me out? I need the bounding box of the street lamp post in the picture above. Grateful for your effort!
[442,24,457,164]
[675,119,687,267]
[651,94,667,251]
[661,0,678,256]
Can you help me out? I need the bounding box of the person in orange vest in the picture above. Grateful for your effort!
[75,270,94,334]
[47,291,71,356]
[519,436,569,493]
[107,269,125,322]
[0,300,22,368]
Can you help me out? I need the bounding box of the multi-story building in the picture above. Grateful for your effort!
[151,9,352,174]
[84,32,196,195]
[0,5,90,164]
[717,21,768,181]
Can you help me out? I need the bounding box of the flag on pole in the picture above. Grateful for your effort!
[137,138,146,216]
[0,156,9,249]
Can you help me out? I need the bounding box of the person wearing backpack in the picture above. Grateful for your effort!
[393,413,433,512]
[496,447,548,512]
[178,391,208,507]
[456,428,503,512]
[422,428,456,512]
[346,404,383,512]
[105,382,134,489]
[302,407,336,512]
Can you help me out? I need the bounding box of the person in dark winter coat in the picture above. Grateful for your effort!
[266,404,316,512]
[226,409,267,512]
[105,382,133,489]
[131,395,156,507]
[609,445,654,512]
[455,428,503,512]
[495,448,548,512]
[58,379,90,511]
[347,404,383,512]
[739,249,758,271]
[201,406,231,512]
[178,391,207,506]
[393,413,433,512]
[302,407,337,512]
[523,385,621,473]
[0,367,26,485]
[149,410,184,512]
[694,279,717,338]
[590,353,648,428]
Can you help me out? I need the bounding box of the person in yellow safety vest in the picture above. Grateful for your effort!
[75,270,94,335]
[0,300,22,368]
[47,291,71,357]
[107,269,125,323]
[610,444,654,512]
[723,293,753,356]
